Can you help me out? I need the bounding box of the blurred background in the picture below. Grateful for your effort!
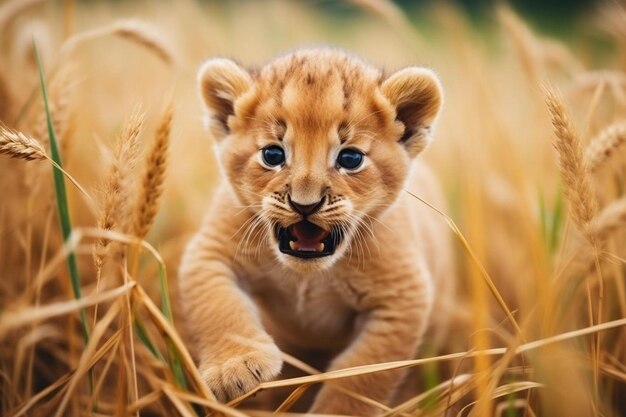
[1,0,625,416]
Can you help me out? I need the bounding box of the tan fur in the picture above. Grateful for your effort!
[179,48,453,414]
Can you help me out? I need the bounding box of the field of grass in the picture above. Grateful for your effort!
[1,0,626,415]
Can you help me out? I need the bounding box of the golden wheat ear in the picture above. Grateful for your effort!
[197,58,252,139]
[381,67,443,157]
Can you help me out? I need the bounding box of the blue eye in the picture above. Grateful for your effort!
[262,145,285,167]
[337,148,364,170]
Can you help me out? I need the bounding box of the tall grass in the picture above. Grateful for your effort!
[0,0,625,416]
[34,40,90,347]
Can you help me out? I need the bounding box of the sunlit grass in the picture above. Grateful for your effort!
[0,0,625,416]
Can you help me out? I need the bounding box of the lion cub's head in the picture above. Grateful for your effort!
[198,48,442,272]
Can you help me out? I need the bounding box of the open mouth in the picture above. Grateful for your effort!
[275,221,342,259]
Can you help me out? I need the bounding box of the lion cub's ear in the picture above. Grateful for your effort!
[198,58,253,139]
[381,67,443,158]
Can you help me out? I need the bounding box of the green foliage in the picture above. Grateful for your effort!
[539,185,564,255]
[34,41,91,346]
[34,40,95,403]
[159,264,188,390]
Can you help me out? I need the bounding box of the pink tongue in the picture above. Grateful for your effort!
[290,222,329,250]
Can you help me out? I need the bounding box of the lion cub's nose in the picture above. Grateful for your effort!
[288,195,325,216]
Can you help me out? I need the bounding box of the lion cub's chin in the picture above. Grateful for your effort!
[271,239,350,273]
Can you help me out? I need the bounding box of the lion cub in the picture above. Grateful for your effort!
[179,48,453,414]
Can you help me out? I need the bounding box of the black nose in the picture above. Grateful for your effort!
[288,195,325,216]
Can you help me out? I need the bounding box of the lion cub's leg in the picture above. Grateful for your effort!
[178,230,283,402]
[311,265,434,415]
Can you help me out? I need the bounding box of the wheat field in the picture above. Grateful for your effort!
[1,0,625,416]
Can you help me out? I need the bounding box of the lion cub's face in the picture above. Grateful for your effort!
[198,49,442,272]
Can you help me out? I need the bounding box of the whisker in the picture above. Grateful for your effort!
[231,212,260,240]
[352,208,394,234]
[235,211,266,262]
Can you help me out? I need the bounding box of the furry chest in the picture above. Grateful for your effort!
[244,274,357,350]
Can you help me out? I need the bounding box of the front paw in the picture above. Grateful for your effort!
[200,340,283,402]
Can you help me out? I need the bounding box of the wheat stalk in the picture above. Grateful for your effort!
[93,167,121,271]
[585,121,626,173]
[0,0,46,33]
[93,109,145,269]
[541,38,584,75]
[597,2,626,41]
[62,19,175,66]
[590,197,626,242]
[0,70,12,122]
[570,71,626,105]
[544,86,598,238]
[133,104,173,240]
[498,5,542,87]
[112,20,175,65]
[0,125,47,161]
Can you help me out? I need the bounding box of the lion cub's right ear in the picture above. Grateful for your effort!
[197,58,252,139]
[381,67,443,158]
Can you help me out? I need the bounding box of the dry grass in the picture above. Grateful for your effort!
[498,5,542,88]
[110,19,176,66]
[61,18,176,67]
[0,0,46,31]
[585,121,626,173]
[591,197,626,242]
[93,109,145,286]
[132,103,173,240]
[0,71,12,122]
[544,86,598,238]
[0,125,47,161]
[1,1,625,417]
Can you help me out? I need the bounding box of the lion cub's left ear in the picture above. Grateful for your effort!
[381,67,443,158]
[197,58,253,140]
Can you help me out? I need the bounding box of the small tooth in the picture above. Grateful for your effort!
[317,242,325,252]
[289,241,296,250]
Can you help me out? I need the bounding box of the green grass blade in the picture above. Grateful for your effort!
[505,392,517,417]
[34,41,95,408]
[134,317,165,361]
[539,192,548,245]
[539,185,564,255]
[34,41,90,346]
[550,186,564,253]
[158,264,187,390]
[421,344,439,411]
